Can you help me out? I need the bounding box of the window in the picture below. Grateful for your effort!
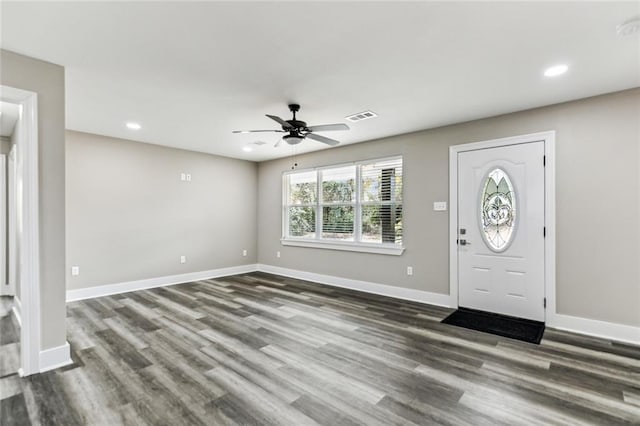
[321,166,356,241]
[287,171,317,238]
[480,168,516,252]
[283,157,403,255]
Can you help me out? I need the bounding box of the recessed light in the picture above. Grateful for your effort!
[242,146,253,152]
[126,122,141,130]
[544,64,568,77]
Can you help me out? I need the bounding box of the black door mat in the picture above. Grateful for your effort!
[441,307,545,344]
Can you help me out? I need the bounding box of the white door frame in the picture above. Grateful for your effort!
[7,146,16,297]
[0,154,6,296]
[449,131,556,322]
[0,85,41,376]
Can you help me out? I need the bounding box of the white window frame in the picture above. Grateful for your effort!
[282,156,404,256]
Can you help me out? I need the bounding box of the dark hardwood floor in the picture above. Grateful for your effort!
[1,272,639,425]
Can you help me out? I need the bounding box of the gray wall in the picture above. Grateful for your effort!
[0,49,67,350]
[258,88,640,328]
[66,131,258,290]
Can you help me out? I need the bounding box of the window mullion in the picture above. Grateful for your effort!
[355,165,362,243]
[316,170,322,240]
[283,174,288,238]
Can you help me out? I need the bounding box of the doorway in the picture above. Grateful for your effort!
[0,85,41,376]
[449,132,556,322]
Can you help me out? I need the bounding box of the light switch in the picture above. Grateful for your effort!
[71,266,80,276]
[186,173,192,182]
[433,201,447,211]
[180,173,186,181]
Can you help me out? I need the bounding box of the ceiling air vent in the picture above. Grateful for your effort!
[345,110,378,123]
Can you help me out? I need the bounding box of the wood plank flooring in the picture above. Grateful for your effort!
[1,272,639,425]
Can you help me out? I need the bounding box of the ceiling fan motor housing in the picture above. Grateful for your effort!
[285,119,307,130]
[285,104,307,131]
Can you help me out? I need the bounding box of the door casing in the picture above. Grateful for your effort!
[0,85,42,376]
[0,155,6,296]
[449,131,556,321]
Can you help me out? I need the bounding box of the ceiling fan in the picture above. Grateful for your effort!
[233,104,349,147]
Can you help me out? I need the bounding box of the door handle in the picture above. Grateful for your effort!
[459,239,471,246]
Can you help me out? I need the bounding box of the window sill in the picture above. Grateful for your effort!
[280,238,405,256]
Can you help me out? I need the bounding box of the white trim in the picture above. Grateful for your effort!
[12,296,22,327]
[0,155,6,295]
[255,265,638,346]
[39,342,72,373]
[1,85,41,377]
[542,136,557,325]
[281,239,405,255]
[548,314,640,346]
[257,264,455,308]
[282,154,404,176]
[63,263,638,346]
[449,131,556,322]
[66,264,258,302]
[7,145,16,296]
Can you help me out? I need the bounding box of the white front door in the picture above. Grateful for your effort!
[458,141,545,321]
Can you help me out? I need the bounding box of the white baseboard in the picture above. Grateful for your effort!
[63,262,639,346]
[257,264,638,345]
[547,313,640,346]
[256,264,455,308]
[39,342,73,373]
[66,264,259,302]
[12,296,22,327]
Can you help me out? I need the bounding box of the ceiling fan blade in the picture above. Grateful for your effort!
[266,114,293,129]
[306,133,340,146]
[232,129,284,134]
[307,123,350,132]
[274,138,282,148]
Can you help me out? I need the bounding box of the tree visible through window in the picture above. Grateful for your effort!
[284,157,403,247]
[321,166,355,240]
[287,171,316,238]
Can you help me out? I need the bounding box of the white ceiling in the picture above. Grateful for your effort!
[0,101,20,138]
[1,2,639,161]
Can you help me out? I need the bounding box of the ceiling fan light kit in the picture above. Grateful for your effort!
[233,103,350,148]
[283,134,305,145]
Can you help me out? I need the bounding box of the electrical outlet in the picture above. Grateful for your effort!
[180,255,186,264]
[433,201,447,211]
[71,266,80,276]
[407,266,413,276]
[186,173,192,182]
[242,249,247,257]
[276,251,281,258]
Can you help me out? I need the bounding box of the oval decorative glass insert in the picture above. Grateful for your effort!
[480,168,516,251]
